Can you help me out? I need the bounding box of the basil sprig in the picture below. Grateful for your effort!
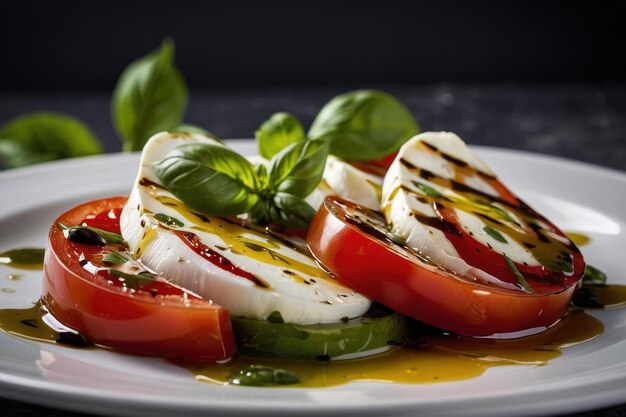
[255,90,418,163]
[255,112,305,159]
[0,113,102,168]
[155,140,328,229]
[112,39,188,152]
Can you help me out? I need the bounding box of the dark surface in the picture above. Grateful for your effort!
[2,1,626,91]
[0,84,625,416]
[1,84,625,170]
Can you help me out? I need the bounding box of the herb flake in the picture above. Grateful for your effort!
[483,226,507,243]
[503,254,533,293]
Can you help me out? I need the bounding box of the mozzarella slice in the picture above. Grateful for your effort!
[121,132,371,324]
[382,132,546,288]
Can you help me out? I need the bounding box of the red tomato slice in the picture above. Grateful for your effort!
[42,197,236,363]
[307,197,579,337]
[349,152,398,177]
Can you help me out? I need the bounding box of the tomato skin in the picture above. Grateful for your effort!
[42,197,236,364]
[307,197,577,337]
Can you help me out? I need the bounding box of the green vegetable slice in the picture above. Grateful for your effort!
[232,307,407,360]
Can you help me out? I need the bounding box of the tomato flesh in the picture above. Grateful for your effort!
[307,197,579,337]
[42,197,236,363]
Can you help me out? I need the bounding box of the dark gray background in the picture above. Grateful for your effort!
[1,1,625,416]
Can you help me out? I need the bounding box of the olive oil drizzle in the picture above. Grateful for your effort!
[146,193,331,282]
[0,248,45,270]
[388,142,581,279]
[0,301,91,348]
[191,309,604,387]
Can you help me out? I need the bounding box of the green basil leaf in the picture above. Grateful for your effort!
[154,143,259,216]
[255,112,305,159]
[172,124,220,141]
[112,39,188,151]
[102,251,133,265]
[269,192,316,230]
[0,113,102,168]
[267,140,328,198]
[582,264,607,286]
[108,269,157,289]
[308,89,419,161]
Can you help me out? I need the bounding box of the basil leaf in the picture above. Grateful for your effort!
[582,264,607,286]
[503,254,533,293]
[102,251,132,265]
[108,269,157,288]
[267,140,329,198]
[0,113,102,168]
[154,142,259,216]
[112,39,187,151]
[256,112,305,159]
[58,222,125,245]
[308,90,418,161]
[172,124,220,141]
[269,192,316,230]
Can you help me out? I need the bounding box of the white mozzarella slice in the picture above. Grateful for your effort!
[321,156,382,211]
[382,132,542,276]
[121,132,371,324]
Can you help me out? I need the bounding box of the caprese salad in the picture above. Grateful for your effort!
[41,128,585,367]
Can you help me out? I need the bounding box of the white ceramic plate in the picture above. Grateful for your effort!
[0,140,625,417]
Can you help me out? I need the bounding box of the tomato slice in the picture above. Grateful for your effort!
[307,197,578,337]
[349,151,398,177]
[42,197,236,363]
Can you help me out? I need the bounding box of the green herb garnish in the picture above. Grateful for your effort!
[256,112,305,159]
[0,113,102,168]
[503,254,533,293]
[416,182,442,198]
[154,213,184,228]
[107,269,157,288]
[112,39,187,151]
[483,226,507,243]
[154,139,327,230]
[582,264,607,286]
[229,365,301,386]
[308,89,419,161]
[102,251,133,265]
